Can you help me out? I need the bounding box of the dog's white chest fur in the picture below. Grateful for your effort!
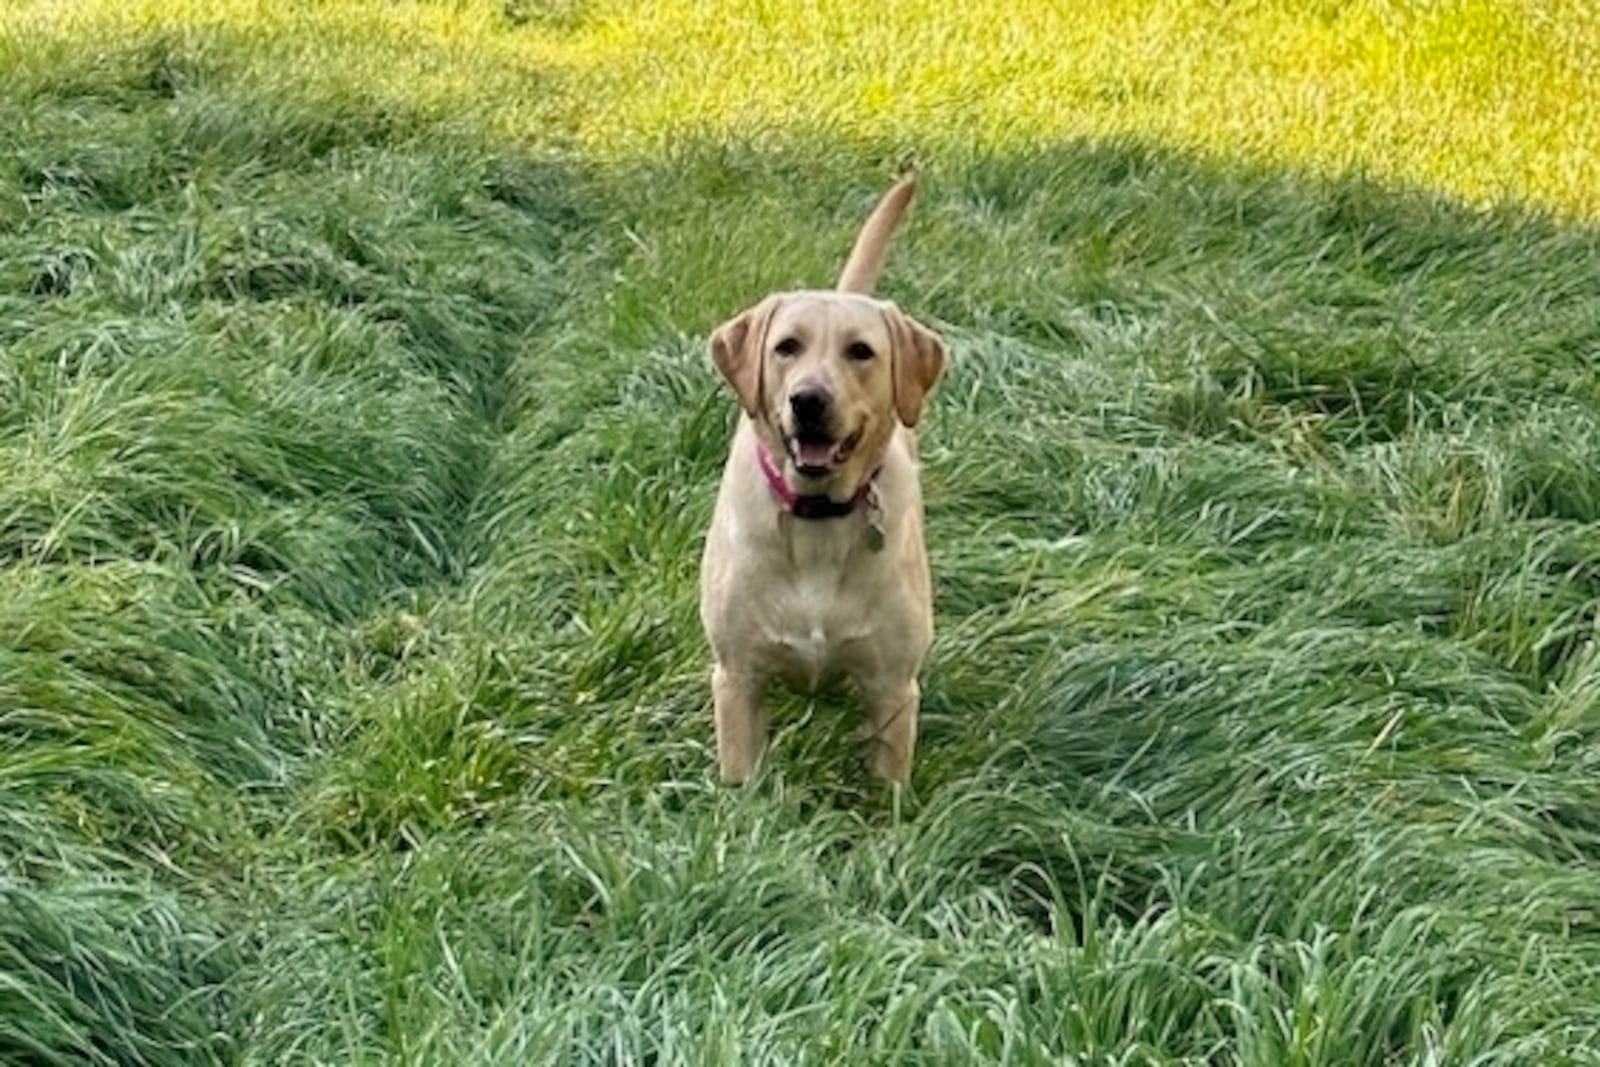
[758,554,876,690]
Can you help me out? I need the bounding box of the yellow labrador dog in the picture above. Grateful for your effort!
[700,176,946,784]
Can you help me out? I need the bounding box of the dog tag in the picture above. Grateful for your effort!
[864,486,886,552]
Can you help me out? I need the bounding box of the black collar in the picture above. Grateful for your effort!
[789,493,866,520]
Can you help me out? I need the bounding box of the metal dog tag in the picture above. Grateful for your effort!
[864,486,886,552]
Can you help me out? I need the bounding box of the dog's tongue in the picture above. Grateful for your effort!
[795,440,834,470]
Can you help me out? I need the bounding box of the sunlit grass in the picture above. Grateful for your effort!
[6,0,1596,216]
[529,0,1600,215]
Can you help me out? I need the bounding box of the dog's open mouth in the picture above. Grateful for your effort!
[787,428,862,478]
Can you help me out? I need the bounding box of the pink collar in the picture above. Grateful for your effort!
[756,443,878,520]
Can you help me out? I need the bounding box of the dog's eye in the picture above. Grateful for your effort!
[774,337,802,358]
[845,341,875,362]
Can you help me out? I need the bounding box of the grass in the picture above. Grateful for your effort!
[9,0,1598,217]
[3,0,1600,1063]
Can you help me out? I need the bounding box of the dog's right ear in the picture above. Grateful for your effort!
[708,296,779,418]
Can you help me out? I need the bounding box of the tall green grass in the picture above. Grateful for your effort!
[4,3,1600,1064]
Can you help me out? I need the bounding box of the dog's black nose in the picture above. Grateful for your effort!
[789,386,831,428]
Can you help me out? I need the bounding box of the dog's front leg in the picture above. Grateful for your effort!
[861,678,920,785]
[712,664,767,783]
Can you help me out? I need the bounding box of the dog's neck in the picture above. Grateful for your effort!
[755,442,877,520]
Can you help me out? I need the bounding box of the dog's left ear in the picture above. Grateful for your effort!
[885,304,946,428]
[708,296,779,418]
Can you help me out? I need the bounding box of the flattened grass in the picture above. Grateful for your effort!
[4,3,1600,1064]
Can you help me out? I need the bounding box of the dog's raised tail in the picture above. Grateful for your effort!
[835,174,918,294]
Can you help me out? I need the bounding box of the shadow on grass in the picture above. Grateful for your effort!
[0,37,599,1067]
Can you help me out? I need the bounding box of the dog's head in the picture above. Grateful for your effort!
[709,290,945,491]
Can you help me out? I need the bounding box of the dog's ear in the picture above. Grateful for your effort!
[708,296,779,417]
[885,304,946,428]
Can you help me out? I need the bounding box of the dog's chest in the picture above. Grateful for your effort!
[756,554,879,691]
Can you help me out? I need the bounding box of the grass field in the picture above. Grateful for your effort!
[3,0,1600,1063]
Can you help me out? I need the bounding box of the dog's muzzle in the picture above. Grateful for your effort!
[785,386,861,476]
